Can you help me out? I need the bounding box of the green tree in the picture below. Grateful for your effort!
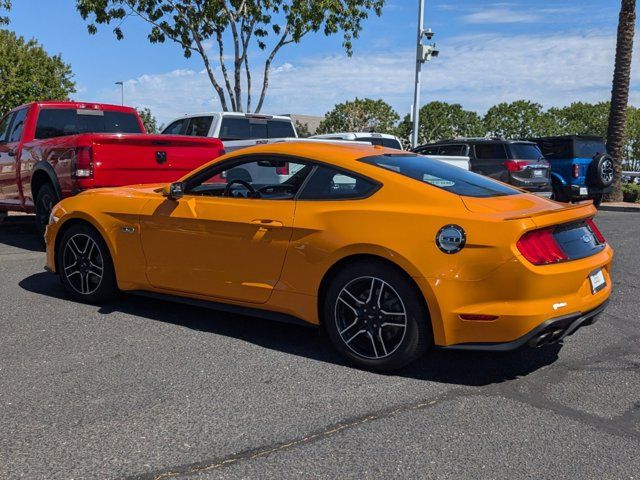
[76,0,385,113]
[396,101,484,145]
[624,106,640,171]
[137,107,158,133]
[607,0,636,201]
[483,100,556,138]
[317,98,399,134]
[548,102,610,137]
[0,30,76,117]
[294,119,311,138]
[1,1,10,25]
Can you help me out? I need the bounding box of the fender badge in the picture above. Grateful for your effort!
[436,225,466,254]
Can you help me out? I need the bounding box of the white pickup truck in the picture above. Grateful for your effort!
[161,112,298,153]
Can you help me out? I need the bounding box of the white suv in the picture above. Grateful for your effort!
[310,132,403,150]
[161,112,297,152]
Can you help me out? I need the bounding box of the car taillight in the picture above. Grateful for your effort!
[74,146,93,178]
[573,164,580,178]
[586,218,606,244]
[516,228,568,265]
[504,160,531,172]
[276,163,289,176]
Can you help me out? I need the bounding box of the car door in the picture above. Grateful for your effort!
[139,156,311,304]
[0,111,16,203]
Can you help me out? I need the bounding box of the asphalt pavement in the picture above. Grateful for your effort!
[0,211,638,479]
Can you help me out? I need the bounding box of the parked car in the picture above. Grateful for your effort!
[161,112,297,152]
[0,101,224,233]
[310,132,403,150]
[413,138,552,194]
[530,136,614,207]
[45,142,611,371]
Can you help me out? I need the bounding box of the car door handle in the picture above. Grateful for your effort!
[251,219,284,228]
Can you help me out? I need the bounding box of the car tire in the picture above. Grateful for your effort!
[323,260,432,371]
[35,183,59,237]
[551,179,570,203]
[57,223,118,304]
[589,154,615,189]
[592,193,604,208]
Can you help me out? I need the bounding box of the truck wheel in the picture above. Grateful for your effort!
[588,154,615,189]
[592,194,604,208]
[35,183,59,237]
[551,179,570,203]
[57,223,118,304]
[0,211,7,223]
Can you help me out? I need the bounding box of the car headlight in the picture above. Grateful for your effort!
[48,213,60,225]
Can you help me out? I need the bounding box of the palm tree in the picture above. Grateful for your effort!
[607,0,636,202]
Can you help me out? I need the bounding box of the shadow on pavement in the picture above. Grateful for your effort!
[0,215,43,252]
[20,271,561,387]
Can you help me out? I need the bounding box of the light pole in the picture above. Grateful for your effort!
[115,81,124,106]
[411,0,439,149]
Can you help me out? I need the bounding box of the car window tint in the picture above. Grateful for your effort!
[220,117,267,140]
[475,144,507,160]
[185,116,213,137]
[360,154,519,198]
[267,120,295,138]
[299,165,378,200]
[381,138,402,149]
[537,139,572,159]
[162,119,187,135]
[416,146,439,155]
[186,158,311,199]
[0,112,15,142]
[8,108,27,142]
[35,108,142,139]
[439,145,466,156]
[509,143,544,160]
[574,140,606,158]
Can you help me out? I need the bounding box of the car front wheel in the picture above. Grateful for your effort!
[57,224,118,303]
[323,260,432,371]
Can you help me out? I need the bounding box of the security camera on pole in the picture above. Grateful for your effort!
[411,0,439,149]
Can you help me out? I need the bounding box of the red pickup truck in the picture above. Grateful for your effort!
[0,101,224,233]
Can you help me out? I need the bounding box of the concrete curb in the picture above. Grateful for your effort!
[599,203,640,213]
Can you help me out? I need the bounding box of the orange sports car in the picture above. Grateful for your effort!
[44,142,613,371]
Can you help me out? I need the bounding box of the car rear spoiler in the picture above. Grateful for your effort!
[504,200,596,221]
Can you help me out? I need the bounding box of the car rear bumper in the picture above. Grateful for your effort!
[569,185,613,198]
[438,299,608,351]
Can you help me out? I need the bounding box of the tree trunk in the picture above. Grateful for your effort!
[607,0,636,202]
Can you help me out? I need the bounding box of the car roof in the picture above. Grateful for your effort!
[311,132,400,140]
[170,112,292,121]
[12,101,137,114]
[418,138,537,148]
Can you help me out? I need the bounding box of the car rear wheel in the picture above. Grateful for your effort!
[35,183,59,237]
[57,224,118,303]
[323,260,432,371]
[551,179,570,203]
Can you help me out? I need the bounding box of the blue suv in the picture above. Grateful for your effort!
[530,136,614,207]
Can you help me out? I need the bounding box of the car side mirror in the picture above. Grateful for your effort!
[163,182,185,200]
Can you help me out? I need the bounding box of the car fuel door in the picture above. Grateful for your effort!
[139,195,295,304]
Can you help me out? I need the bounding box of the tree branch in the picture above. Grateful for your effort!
[215,26,237,111]
[255,27,296,113]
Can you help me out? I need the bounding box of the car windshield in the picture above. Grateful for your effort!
[509,143,544,160]
[360,154,519,198]
[574,140,606,158]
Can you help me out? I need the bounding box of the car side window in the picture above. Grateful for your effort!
[416,146,439,155]
[185,157,312,200]
[475,144,507,160]
[298,165,378,200]
[8,108,28,143]
[162,119,187,135]
[439,144,466,156]
[382,138,402,149]
[185,116,213,137]
[0,112,15,142]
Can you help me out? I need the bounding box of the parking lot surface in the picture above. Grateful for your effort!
[1,211,639,479]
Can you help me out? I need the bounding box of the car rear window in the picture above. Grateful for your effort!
[508,143,544,160]
[574,139,606,158]
[219,117,295,141]
[360,154,519,198]
[35,108,142,139]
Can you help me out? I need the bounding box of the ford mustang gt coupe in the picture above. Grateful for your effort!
[45,142,613,371]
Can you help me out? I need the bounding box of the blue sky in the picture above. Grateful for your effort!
[8,1,635,125]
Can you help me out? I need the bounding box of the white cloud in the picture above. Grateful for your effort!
[463,7,540,24]
[100,31,638,124]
